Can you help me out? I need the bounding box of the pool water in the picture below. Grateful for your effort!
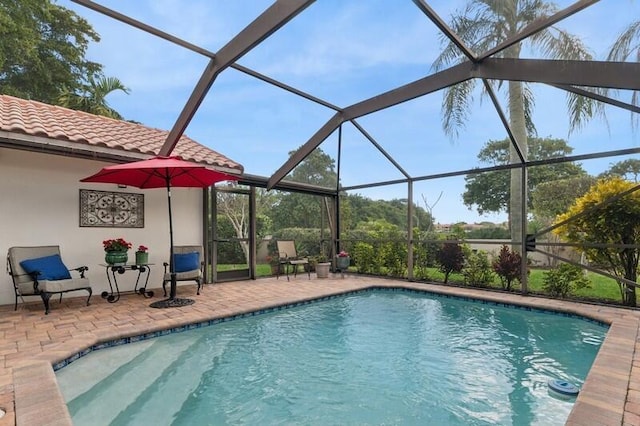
[56,291,606,425]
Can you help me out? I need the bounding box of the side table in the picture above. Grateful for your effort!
[101,263,155,303]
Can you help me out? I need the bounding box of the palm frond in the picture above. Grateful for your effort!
[608,20,640,131]
[565,87,608,136]
[530,27,594,61]
[608,21,640,62]
[522,83,536,137]
[442,80,476,139]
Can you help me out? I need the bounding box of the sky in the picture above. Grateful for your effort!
[58,0,639,225]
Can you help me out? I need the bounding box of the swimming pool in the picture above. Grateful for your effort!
[56,290,606,425]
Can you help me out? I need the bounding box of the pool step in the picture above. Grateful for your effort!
[64,333,197,425]
[56,339,155,402]
[109,333,228,424]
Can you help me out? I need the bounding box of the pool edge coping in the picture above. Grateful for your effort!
[13,281,640,426]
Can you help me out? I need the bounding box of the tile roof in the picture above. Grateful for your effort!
[0,94,243,172]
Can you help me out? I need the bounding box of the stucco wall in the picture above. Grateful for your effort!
[0,148,204,308]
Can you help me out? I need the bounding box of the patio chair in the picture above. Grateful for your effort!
[163,245,204,296]
[276,240,310,281]
[7,246,92,314]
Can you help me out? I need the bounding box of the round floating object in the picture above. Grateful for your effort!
[548,379,580,396]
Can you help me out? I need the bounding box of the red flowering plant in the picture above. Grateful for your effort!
[137,245,149,254]
[337,250,350,257]
[102,238,132,252]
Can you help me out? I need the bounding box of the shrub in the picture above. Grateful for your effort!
[492,245,522,291]
[382,240,407,277]
[542,263,590,298]
[413,230,441,268]
[353,242,376,274]
[462,250,494,287]
[435,242,465,284]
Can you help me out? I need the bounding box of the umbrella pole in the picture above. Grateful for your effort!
[150,174,195,308]
[168,183,177,300]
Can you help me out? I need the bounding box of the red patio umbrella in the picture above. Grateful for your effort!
[81,156,240,308]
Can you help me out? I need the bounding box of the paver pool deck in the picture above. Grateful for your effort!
[0,275,639,425]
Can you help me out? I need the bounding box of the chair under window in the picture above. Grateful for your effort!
[276,240,310,281]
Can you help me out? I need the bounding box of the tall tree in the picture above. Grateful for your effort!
[217,186,277,263]
[463,137,587,214]
[530,174,596,267]
[342,194,434,232]
[554,177,640,307]
[0,0,102,104]
[531,175,596,222]
[271,148,337,230]
[57,75,129,119]
[434,0,600,248]
[599,159,640,182]
[607,19,639,130]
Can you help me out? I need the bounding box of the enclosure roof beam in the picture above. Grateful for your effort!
[239,173,337,196]
[341,146,640,193]
[549,84,640,114]
[478,0,599,60]
[267,112,345,189]
[474,58,640,90]
[350,120,412,179]
[412,0,477,63]
[343,61,474,120]
[72,0,340,113]
[269,58,640,189]
[232,64,342,112]
[159,0,315,156]
[266,61,475,189]
[72,0,215,57]
[483,79,526,163]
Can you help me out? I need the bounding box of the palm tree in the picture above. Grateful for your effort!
[433,0,601,250]
[57,75,129,119]
[608,20,639,130]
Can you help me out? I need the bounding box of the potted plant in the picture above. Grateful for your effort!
[306,256,317,272]
[135,245,149,265]
[266,255,281,275]
[336,250,350,271]
[103,238,132,265]
[316,254,330,279]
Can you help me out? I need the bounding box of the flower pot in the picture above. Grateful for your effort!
[105,250,128,265]
[336,256,350,270]
[135,251,149,265]
[316,262,331,278]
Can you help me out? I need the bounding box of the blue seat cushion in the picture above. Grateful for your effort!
[174,252,200,273]
[20,254,72,281]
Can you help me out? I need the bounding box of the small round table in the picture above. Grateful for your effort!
[100,263,155,303]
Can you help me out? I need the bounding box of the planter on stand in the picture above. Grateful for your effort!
[105,250,128,265]
[336,256,350,278]
[316,262,331,279]
[135,251,149,265]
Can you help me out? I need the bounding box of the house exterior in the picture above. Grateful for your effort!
[0,95,243,308]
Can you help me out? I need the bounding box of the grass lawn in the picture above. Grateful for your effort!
[217,263,272,277]
[217,264,633,306]
[421,267,629,305]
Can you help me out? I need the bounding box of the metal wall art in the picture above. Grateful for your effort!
[79,189,144,228]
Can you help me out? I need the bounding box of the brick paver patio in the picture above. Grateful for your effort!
[0,275,639,425]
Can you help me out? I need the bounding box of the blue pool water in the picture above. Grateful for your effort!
[56,291,606,425]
